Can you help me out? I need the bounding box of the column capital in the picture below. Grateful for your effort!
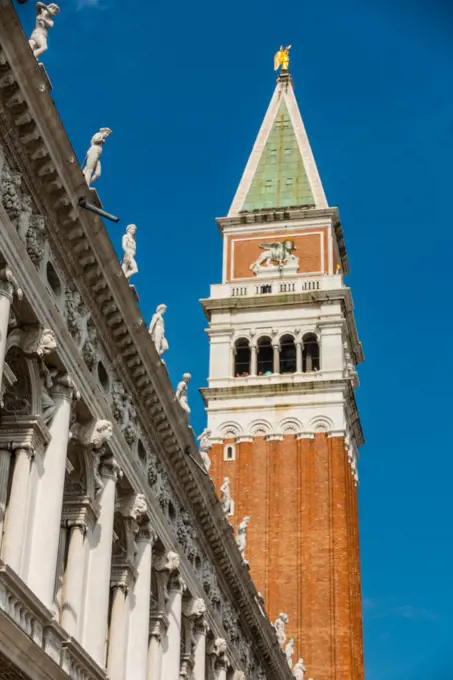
[111,562,137,593]
[51,373,79,402]
[149,612,169,640]
[0,266,23,301]
[0,415,52,457]
[61,497,99,533]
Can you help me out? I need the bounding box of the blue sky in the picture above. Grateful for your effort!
[18,0,453,677]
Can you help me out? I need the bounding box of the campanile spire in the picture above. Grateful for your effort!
[201,52,365,680]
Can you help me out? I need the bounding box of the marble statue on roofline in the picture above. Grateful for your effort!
[29,3,60,60]
[285,637,295,669]
[149,304,169,358]
[273,612,289,648]
[176,373,191,420]
[220,477,232,516]
[121,225,138,282]
[197,428,212,471]
[293,658,306,680]
[82,128,112,187]
[236,516,250,559]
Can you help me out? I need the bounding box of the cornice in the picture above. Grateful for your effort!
[0,10,293,679]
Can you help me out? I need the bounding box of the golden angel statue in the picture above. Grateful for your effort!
[274,45,291,72]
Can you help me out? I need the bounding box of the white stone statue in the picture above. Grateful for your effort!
[21,326,57,358]
[220,477,232,516]
[82,127,112,187]
[176,373,191,420]
[148,304,168,357]
[121,224,138,282]
[293,658,306,680]
[250,239,299,278]
[285,637,295,669]
[273,612,289,648]
[28,3,60,60]
[236,516,250,559]
[197,428,212,472]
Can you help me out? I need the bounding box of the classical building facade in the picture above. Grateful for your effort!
[0,4,295,680]
[202,65,365,678]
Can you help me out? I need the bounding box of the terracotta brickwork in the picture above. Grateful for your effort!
[225,228,329,281]
[210,434,364,680]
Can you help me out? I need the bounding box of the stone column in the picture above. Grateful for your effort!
[181,597,207,680]
[107,566,135,680]
[0,267,22,387]
[209,638,229,680]
[27,375,77,608]
[250,343,257,376]
[296,339,303,373]
[1,447,33,572]
[83,455,119,666]
[60,501,98,640]
[147,616,167,680]
[0,448,12,547]
[192,617,208,680]
[273,343,280,374]
[125,524,154,680]
[160,553,184,680]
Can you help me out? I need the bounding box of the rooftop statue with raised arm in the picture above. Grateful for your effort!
[29,3,60,60]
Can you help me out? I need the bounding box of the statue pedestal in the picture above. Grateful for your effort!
[38,63,52,91]
[253,260,299,279]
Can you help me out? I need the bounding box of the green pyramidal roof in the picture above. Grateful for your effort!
[242,101,315,212]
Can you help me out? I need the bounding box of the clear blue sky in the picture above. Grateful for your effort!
[18,0,453,677]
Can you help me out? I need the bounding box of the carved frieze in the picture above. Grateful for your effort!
[111,380,137,446]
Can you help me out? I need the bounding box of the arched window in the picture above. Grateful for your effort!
[257,336,273,375]
[234,338,251,377]
[224,444,236,461]
[303,333,320,372]
[280,334,296,374]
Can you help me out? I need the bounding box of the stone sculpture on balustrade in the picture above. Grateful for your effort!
[236,516,250,561]
[293,658,306,680]
[273,612,289,648]
[176,373,191,421]
[197,428,212,472]
[82,127,112,187]
[285,637,294,669]
[149,304,169,358]
[220,477,232,516]
[121,225,138,282]
[28,2,60,60]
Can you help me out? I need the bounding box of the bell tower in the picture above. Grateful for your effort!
[201,57,365,680]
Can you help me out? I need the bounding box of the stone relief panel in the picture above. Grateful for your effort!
[111,380,137,447]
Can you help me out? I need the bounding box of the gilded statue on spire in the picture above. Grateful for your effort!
[274,45,291,72]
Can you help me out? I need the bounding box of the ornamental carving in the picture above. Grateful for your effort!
[70,418,113,450]
[222,600,239,642]
[81,317,98,370]
[111,380,137,446]
[26,214,46,266]
[21,326,57,358]
[2,165,21,221]
[65,288,91,351]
